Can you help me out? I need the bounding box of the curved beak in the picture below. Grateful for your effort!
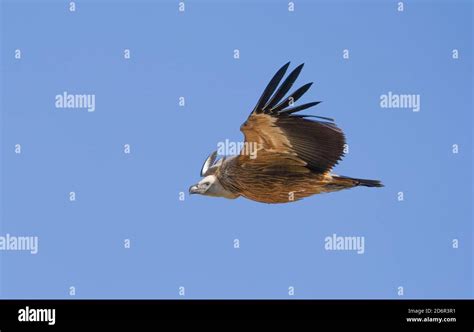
[189,184,199,195]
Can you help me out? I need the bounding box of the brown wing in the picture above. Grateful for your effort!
[239,62,345,174]
[217,63,346,202]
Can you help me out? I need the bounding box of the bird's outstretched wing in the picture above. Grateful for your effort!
[239,62,345,174]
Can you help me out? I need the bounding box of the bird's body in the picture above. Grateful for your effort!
[215,152,380,204]
[189,62,382,203]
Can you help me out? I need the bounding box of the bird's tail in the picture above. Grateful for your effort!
[333,175,384,188]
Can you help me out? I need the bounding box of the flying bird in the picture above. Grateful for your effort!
[189,62,383,204]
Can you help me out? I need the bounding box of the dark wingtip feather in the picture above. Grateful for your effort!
[270,82,313,114]
[262,63,305,112]
[291,114,335,122]
[252,62,291,114]
[253,63,333,123]
[278,101,321,115]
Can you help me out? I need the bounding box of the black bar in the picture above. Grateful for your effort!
[0,300,472,328]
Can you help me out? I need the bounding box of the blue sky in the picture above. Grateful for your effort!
[0,0,472,298]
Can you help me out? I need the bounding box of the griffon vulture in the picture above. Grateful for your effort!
[189,62,382,204]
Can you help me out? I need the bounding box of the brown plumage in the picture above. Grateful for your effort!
[189,62,383,204]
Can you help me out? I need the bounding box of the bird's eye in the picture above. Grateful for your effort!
[203,182,210,186]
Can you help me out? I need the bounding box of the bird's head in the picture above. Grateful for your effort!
[189,150,220,196]
[189,174,217,196]
[189,150,237,198]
